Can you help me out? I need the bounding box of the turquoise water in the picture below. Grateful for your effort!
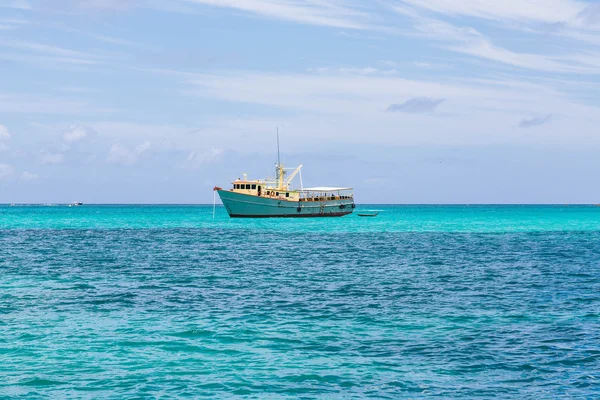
[1,205,600,398]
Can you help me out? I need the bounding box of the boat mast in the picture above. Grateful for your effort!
[277,128,284,190]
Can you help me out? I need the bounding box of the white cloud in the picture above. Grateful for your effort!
[41,152,65,165]
[21,171,38,181]
[106,141,151,165]
[0,163,13,180]
[136,141,151,154]
[0,124,9,140]
[63,124,95,143]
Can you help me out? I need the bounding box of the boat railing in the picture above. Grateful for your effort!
[299,194,353,202]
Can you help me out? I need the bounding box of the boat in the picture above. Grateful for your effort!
[357,212,378,217]
[215,135,355,218]
[69,202,83,206]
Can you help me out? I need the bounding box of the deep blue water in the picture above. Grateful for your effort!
[1,205,600,398]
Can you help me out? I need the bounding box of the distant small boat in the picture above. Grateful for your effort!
[357,212,378,217]
[69,202,83,206]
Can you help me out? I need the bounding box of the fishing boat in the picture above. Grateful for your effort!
[69,202,83,207]
[215,135,355,218]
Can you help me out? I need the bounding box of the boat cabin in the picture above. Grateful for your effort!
[231,179,301,201]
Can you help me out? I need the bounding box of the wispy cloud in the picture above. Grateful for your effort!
[175,69,600,138]
[386,97,445,113]
[88,33,141,47]
[308,66,396,75]
[21,171,38,181]
[390,2,600,74]
[578,3,600,26]
[180,0,373,29]
[0,39,100,59]
[106,141,151,165]
[0,92,116,115]
[182,70,510,114]
[35,0,137,14]
[63,124,96,143]
[2,0,32,10]
[0,38,107,69]
[518,114,553,129]
[41,152,65,165]
[398,0,585,26]
[187,147,223,167]
[0,124,10,140]
[0,18,28,30]
[0,124,10,151]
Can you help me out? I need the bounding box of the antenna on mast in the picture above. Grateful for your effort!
[276,127,284,190]
[277,127,281,167]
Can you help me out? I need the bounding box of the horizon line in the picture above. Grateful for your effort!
[2,203,600,206]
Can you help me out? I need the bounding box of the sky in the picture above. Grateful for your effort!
[1,0,600,204]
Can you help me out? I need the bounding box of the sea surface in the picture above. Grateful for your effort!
[1,204,600,398]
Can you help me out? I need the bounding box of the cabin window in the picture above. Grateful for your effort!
[285,193,289,198]
[234,184,239,189]
[276,192,279,196]
[252,184,256,190]
[266,191,270,196]
[244,184,250,190]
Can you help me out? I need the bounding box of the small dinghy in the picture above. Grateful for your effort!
[357,212,378,217]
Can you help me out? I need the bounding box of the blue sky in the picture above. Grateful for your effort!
[2,0,600,203]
